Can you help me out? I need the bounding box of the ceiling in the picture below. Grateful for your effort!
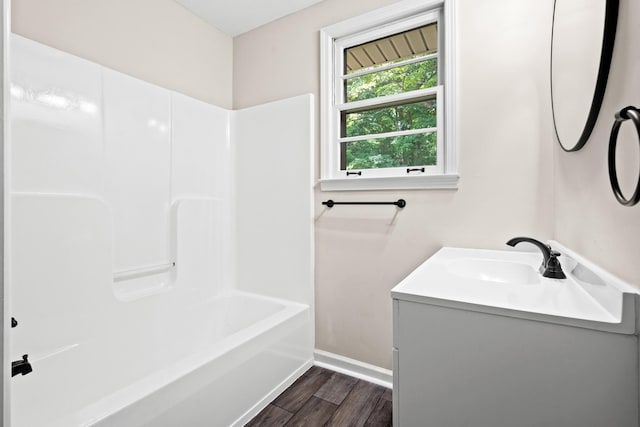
[174,0,325,37]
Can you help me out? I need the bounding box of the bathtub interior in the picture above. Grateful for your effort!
[93,295,312,427]
[8,35,314,426]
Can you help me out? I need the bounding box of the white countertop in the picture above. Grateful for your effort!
[391,246,636,326]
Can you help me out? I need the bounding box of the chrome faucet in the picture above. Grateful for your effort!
[506,237,566,279]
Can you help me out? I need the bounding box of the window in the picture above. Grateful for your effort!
[320,0,457,191]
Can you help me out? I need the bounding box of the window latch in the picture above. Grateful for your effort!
[346,171,362,176]
[406,167,425,174]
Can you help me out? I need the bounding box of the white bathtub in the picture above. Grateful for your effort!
[11,291,312,427]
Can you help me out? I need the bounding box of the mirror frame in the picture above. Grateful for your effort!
[550,0,619,152]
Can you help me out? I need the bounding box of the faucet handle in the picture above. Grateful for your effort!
[12,354,33,377]
[543,255,566,279]
[550,250,561,257]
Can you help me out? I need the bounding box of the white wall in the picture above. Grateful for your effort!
[554,0,640,286]
[12,0,233,108]
[234,0,555,369]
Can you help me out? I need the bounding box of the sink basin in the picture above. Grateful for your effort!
[390,245,638,326]
[446,258,540,285]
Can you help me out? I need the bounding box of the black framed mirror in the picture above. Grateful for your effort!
[551,0,619,152]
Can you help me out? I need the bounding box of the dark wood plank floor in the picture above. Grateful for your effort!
[246,366,392,427]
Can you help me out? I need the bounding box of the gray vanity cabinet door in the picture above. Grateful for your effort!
[393,299,639,427]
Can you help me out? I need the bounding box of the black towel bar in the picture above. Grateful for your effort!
[322,199,406,208]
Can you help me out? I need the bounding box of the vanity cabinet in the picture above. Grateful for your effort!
[391,246,640,427]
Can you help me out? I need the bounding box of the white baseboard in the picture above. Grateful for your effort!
[314,349,393,389]
[232,358,313,426]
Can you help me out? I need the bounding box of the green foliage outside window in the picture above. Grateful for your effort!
[344,133,437,170]
[343,59,439,170]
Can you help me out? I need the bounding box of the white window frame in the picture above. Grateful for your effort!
[320,0,457,191]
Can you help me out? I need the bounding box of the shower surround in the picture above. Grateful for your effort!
[8,35,314,427]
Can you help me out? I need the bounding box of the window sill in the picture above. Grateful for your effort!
[319,174,459,191]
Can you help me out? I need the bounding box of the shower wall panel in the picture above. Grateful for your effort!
[171,92,230,200]
[171,92,232,296]
[104,69,172,276]
[232,95,314,307]
[10,35,104,195]
[9,34,233,304]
